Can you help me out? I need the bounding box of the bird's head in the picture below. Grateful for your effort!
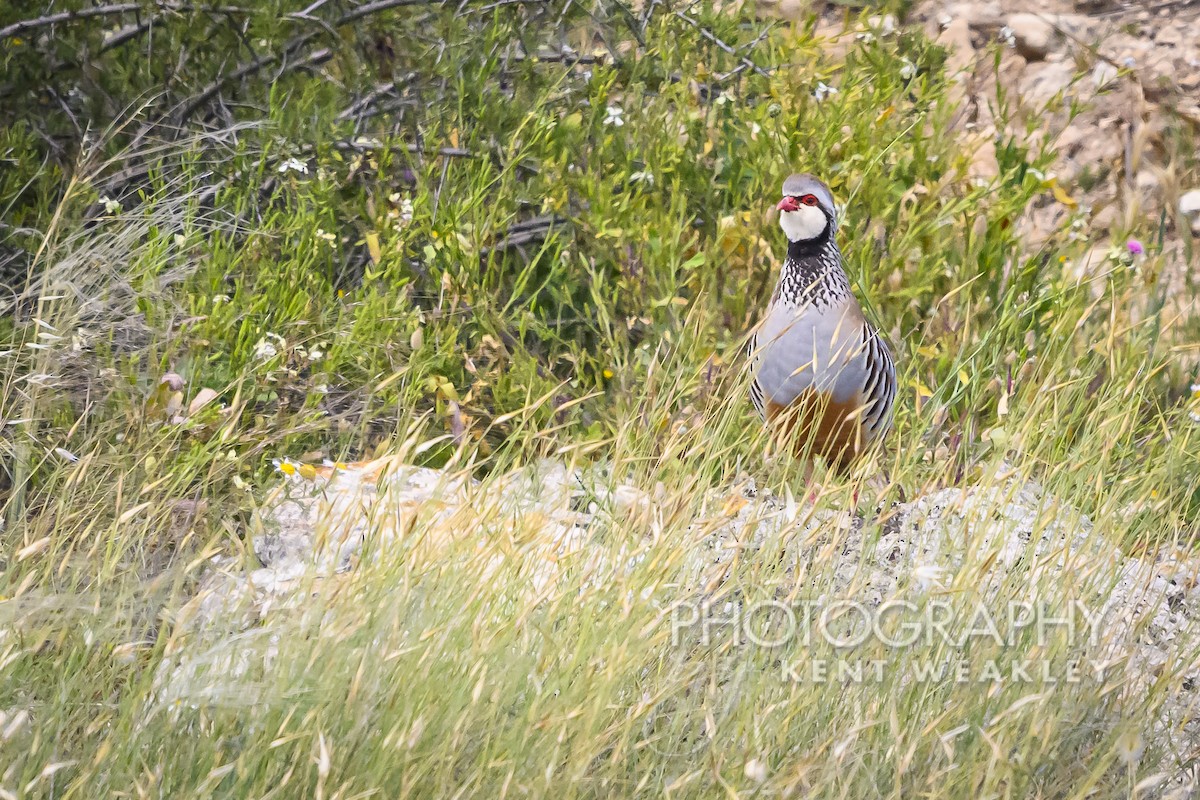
[776,174,836,243]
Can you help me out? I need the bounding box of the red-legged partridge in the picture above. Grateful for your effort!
[748,174,896,469]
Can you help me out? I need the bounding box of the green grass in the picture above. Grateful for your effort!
[1,1,1199,796]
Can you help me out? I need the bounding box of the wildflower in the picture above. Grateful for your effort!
[813,81,838,102]
[1115,730,1144,766]
[1190,383,1200,400]
[744,759,768,783]
[899,58,917,80]
[253,332,285,360]
[629,170,655,186]
[869,14,897,35]
[1126,238,1144,256]
[914,563,946,590]
[603,105,624,126]
[277,157,309,175]
[998,26,1016,47]
[315,229,337,245]
[272,457,305,478]
[98,195,121,215]
[273,457,319,480]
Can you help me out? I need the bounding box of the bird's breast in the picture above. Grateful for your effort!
[753,300,869,408]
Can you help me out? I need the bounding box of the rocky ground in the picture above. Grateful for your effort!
[787,0,1200,288]
[916,0,1200,271]
[155,455,1200,789]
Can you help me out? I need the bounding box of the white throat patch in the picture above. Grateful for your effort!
[779,206,827,242]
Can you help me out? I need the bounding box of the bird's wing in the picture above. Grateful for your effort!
[747,327,767,419]
[858,323,896,437]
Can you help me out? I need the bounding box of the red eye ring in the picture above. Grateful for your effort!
[800,194,819,206]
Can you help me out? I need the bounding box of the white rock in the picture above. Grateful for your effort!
[1007,13,1057,61]
[1180,189,1200,216]
[1091,60,1119,90]
[1181,190,1200,234]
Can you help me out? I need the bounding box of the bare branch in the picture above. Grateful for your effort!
[0,4,141,40]
[674,10,773,80]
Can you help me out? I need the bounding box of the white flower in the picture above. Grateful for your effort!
[813,81,838,102]
[628,170,654,186]
[277,157,309,175]
[253,332,286,361]
[1189,383,1200,398]
[744,758,768,783]
[98,195,121,215]
[899,58,916,80]
[603,105,624,126]
[998,26,1016,47]
[315,229,337,244]
[1190,411,1200,424]
[914,563,946,590]
[869,14,896,35]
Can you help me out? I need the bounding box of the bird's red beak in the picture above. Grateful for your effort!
[777,196,800,213]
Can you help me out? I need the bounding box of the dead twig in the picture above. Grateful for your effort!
[0,3,142,40]
[480,215,566,257]
[336,75,416,121]
[0,2,248,40]
[674,10,773,80]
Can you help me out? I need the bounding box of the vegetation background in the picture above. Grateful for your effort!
[1,0,1198,796]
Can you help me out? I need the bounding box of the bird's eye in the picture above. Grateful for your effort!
[800,194,819,206]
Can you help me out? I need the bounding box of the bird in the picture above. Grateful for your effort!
[747,173,896,471]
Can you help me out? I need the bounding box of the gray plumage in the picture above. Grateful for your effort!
[748,174,897,466]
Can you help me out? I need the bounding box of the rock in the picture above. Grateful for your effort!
[1091,60,1119,90]
[773,0,807,21]
[966,134,1000,182]
[1064,242,1112,284]
[1155,24,1185,47]
[1180,189,1200,234]
[1007,12,1058,61]
[937,17,975,75]
[1134,169,1160,207]
[1019,61,1077,105]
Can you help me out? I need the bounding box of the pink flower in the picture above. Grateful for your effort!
[1126,238,1145,255]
